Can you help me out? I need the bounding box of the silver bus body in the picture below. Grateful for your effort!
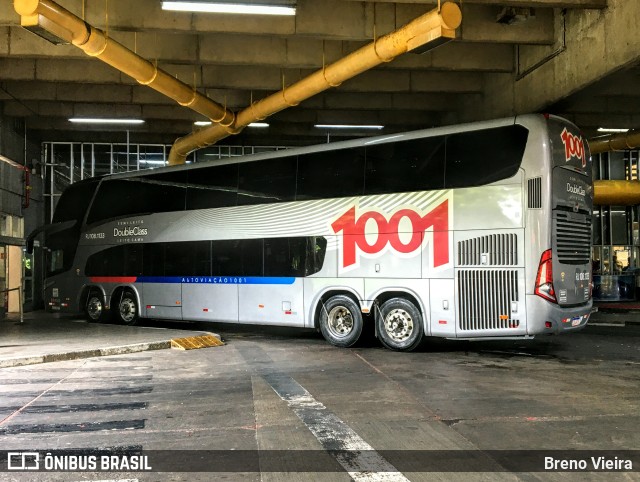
[41,114,593,349]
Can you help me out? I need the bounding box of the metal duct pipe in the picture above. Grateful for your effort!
[168,2,462,165]
[594,180,640,206]
[14,0,236,127]
[589,131,640,205]
[589,130,640,154]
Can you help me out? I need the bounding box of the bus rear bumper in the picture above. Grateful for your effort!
[47,298,75,313]
[526,295,592,335]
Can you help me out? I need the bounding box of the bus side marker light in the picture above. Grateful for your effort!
[499,314,508,320]
[176,301,181,305]
[285,311,292,315]
[259,304,265,308]
[203,308,209,312]
[362,308,370,313]
[439,320,447,325]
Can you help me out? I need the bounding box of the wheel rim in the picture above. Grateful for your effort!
[87,296,102,321]
[119,297,137,323]
[327,305,354,338]
[383,308,414,342]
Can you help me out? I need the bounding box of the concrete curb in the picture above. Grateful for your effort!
[0,340,172,368]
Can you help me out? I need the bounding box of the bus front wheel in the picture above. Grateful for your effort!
[115,291,139,325]
[377,298,423,351]
[319,295,363,348]
[85,291,107,323]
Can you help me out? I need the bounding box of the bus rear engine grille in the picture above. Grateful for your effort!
[457,269,519,331]
[555,213,591,264]
[457,234,517,266]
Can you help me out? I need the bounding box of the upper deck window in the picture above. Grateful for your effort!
[444,126,528,189]
[87,172,187,225]
[52,179,99,224]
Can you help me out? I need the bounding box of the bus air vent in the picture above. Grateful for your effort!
[458,234,517,266]
[457,269,519,331]
[554,212,591,264]
[528,177,542,209]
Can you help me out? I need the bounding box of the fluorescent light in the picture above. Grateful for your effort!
[162,2,296,15]
[315,124,384,130]
[69,118,145,125]
[597,127,630,133]
[194,121,212,126]
[248,122,269,128]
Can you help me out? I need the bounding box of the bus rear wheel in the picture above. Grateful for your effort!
[85,291,107,323]
[115,291,139,325]
[377,298,423,351]
[319,295,363,348]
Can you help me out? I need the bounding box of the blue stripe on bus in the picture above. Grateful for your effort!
[136,276,296,285]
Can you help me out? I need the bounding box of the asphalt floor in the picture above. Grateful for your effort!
[1,305,639,369]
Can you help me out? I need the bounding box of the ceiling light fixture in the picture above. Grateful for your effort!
[597,128,630,133]
[248,122,269,128]
[315,124,384,130]
[162,1,296,16]
[69,118,145,125]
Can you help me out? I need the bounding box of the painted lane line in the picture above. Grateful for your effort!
[262,373,410,482]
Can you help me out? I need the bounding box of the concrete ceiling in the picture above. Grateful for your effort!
[0,0,639,148]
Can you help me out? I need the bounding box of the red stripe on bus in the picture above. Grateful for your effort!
[89,277,137,283]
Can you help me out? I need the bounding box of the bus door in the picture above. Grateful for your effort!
[238,238,305,327]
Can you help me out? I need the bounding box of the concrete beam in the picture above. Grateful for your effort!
[395,4,555,44]
[478,1,640,121]
[353,0,606,8]
[199,65,485,93]
[4,98,455,124]
[1,0,555,43]
[0,81,472,111]
[6,26,513,72]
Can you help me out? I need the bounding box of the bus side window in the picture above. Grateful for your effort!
[444,126,527,189]
[212,240,243,276]
[164,243,195,277]
[186,164,238,210]
[124,244,143,277]
[264,237,306,277]
[87,174,187,225]
[143,243,165,277]
[306,236,327,276]
[240,239,264,277]
[238,157,297,205]
[365,137,445,195]
[297,148,365,200]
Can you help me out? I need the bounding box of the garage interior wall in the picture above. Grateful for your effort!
[592,149,640,301]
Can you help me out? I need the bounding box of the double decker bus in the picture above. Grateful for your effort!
[37,114,593,351]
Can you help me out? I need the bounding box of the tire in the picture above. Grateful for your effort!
[377,297,424,351]
[115,290,139,325]
[85,290,107,323]
[318,295,363,348]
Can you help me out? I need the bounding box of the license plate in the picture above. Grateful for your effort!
[571,317,582,326]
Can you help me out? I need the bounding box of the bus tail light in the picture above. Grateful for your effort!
[535,249,557,303]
